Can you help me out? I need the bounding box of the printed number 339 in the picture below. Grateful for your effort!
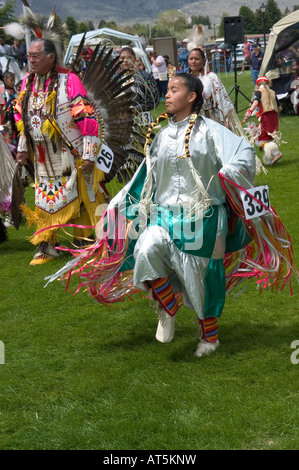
[241,185,270,220]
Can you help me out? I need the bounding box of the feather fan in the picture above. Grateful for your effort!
[19,0,65,64]
[19,1,135,184]
[70,45,135,182]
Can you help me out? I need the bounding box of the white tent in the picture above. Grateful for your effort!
[64,28,151,72]
[260,10,299,77]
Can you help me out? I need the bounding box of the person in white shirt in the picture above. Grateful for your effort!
[148,50,168,100]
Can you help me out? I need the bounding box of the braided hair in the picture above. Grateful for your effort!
[21,38,58,156]
[142,72,210,211]
[145,73,203,156]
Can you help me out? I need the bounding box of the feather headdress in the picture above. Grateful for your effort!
[1,22,24,40]
[186,24,205,51]
[17,1,135,184]
[18,0,65,63]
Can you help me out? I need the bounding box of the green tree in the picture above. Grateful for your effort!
[86,20,95,31]
[155,9,188,37]
[190,15,211,28]
[254,8,264,34]
[98,20,118,30]
[239,6,256,34]
[218,12,230,38]
[264,0,282,32]
[77,22,89,34]
[65,16,78,39]
[0,0,16,32]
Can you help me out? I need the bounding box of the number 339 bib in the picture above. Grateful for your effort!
[241,185,270,220]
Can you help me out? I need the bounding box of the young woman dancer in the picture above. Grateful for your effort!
[50,74,296,358]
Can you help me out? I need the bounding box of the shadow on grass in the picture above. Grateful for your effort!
[0,235,33,254]
[99,311,298,364]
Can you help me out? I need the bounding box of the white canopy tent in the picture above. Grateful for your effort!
[64,28,151,72]
[258,10,299,113]
[260,10,299,77]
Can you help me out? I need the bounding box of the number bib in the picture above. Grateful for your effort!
[241,185,270,220]
[96,143,114,173]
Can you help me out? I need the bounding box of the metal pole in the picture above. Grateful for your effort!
[23,5,31,70]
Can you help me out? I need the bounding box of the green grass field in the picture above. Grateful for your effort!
[0,70,298,450]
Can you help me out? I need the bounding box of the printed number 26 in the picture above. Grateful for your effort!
[97,148,112,170]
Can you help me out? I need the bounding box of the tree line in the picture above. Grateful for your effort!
[0,0,298,45]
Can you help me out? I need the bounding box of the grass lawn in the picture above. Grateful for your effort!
[0,70,298,450]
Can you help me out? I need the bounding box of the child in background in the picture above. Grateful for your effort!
[244,76,283,166]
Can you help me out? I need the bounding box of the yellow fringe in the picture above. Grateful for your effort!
[93,167,105,194]
[21,165,107,246]
[41,118,58,141]
[45,90,56,115]
[76,166,106,226]
[16,119,24,135]
[21,199,81,246]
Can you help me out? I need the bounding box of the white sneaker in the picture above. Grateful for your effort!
[238,71,243,75]
[155,305,176,343]
[194,340,220,358]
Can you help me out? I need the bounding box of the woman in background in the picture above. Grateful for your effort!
[187,47,241,131]
[148,50,168,100]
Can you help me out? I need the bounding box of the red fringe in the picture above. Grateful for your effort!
[219,172,298,295]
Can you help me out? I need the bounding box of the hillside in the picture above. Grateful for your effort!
[14,0,294,25]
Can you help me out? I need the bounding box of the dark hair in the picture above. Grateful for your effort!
[43,39,57,58]
[189,47,206,61]
[3,71,15,79]
[176,72,204,113]
[31,38,57,62]
[119,47,136,58]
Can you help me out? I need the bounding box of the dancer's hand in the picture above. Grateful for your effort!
[16,151,28,164]
[243,109,252,122]
[81,159,94,174]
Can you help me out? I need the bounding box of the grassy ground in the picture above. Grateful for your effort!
[0,70,298,450]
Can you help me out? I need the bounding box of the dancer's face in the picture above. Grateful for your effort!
[120,51,136,71]
[188,49,205,75]
[28,41,55,76]
[165,77,196,121]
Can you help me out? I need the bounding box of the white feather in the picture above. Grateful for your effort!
[1,23,24,40]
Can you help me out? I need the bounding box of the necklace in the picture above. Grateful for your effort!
[30,74,49,140]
